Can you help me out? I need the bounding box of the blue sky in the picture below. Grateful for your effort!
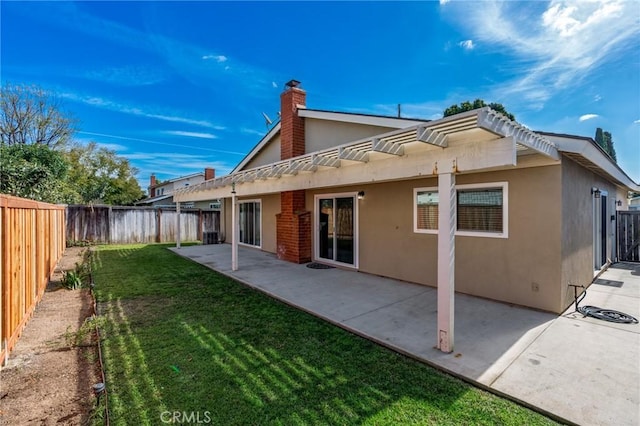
[2,1,639,190]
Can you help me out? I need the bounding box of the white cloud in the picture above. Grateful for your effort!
[202,54,227,63]
[459,39,474,50]
[84,66,166,86]
[77,131,244,155]
[164,131,217,139]
[440,0,451,5]
[241,128,267,137]
[272,81,278,88]
[60,91,224,129]
[634,119,640,124]
[579,114,599,122]
[24,3,279,97]
[456,0,640,105]
[594,94,602,102]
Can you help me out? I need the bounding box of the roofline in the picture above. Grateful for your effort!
[537,131,639,190]
[232,122,281,173]
[134,194,173,204]
[299,108,430,128]
[152,172,204,187]
[232,109,431,174]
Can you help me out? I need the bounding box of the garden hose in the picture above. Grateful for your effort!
[568,284,638,324]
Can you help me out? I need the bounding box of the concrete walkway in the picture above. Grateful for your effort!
[171,244,639,426]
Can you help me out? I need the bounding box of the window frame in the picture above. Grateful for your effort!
[413,187,439,235]
[238,199,262,248]
[413,181,509,239]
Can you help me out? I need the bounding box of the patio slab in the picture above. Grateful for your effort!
[171,244,639,426]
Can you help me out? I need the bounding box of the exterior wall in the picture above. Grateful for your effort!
[221,194,279,252]
[155,174,205,196]
[259,193,280,254]
[243,133,281,170]
[560,156,619,310]
[305,165,564,312]
[305,118,395,154]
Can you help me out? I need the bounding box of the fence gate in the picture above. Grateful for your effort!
[618,211,640,262]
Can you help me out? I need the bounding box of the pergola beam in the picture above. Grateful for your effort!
[339,147,369,163]
[417,126,448,147]
[372,138,404,156]
[312,153,341,168]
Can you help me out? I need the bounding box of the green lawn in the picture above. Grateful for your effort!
[92,244,558,426]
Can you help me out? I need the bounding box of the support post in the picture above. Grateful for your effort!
[231,190,238,271]
[437,172,456,353]
[176,202,181,249]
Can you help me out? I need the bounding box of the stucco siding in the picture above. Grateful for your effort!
[306,165,563,312]
[222,194,279,253]
[258,193,279,254]
[305,118,396,154]
[243,134,282,170]
[455,167,562,312]
[560,156,618,310]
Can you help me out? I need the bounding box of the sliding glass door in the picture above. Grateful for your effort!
[316,194,357,266]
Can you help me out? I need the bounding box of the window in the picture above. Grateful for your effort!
[414,182,508,238]
[239,200,261,247]
[414,188,438,233]
[457,187,504,233]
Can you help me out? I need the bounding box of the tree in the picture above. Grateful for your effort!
[443,99,516,121]
[594,127,605,150]
[64,142,144,205]
[594,127,617,162]
[0,143,78,203]
[1,83,76,147]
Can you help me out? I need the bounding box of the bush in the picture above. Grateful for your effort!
[61,269,83,289]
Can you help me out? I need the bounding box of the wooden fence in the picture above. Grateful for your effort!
[66,205,220,244]
[1,195,66,364]
[618,211,640,262]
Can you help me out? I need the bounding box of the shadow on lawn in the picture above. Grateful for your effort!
[92,244,549,425]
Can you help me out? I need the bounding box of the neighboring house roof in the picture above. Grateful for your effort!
[153,172,204,188]
[232,108,432,173]
[538,131,640,192]
[134,194,173,205]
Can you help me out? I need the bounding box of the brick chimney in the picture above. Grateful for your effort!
[204,167,215,180]
[149,174,157,197]
[280,79,306,160]
[276,80,311,263]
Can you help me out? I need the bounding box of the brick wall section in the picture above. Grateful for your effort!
[150,174,157,197]
[277,84,311,263]
[276,190,311,263]
[280,87,306,160]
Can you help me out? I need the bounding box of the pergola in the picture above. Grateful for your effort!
[174,107,559,352]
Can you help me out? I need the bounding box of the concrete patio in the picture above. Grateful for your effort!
[171,244,639,426]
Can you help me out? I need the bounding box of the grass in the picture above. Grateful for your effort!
[92,244,559,426]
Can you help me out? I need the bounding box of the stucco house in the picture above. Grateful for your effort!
[174,80,639,352]
[136,168,218,209]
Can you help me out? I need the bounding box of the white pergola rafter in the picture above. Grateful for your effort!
[174,107,558,201]
[477,109,558,160]
[312,153,341,168]
[339,143,370,163]
[417,126,448,148]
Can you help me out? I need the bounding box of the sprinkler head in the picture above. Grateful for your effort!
[92,382,105,396]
